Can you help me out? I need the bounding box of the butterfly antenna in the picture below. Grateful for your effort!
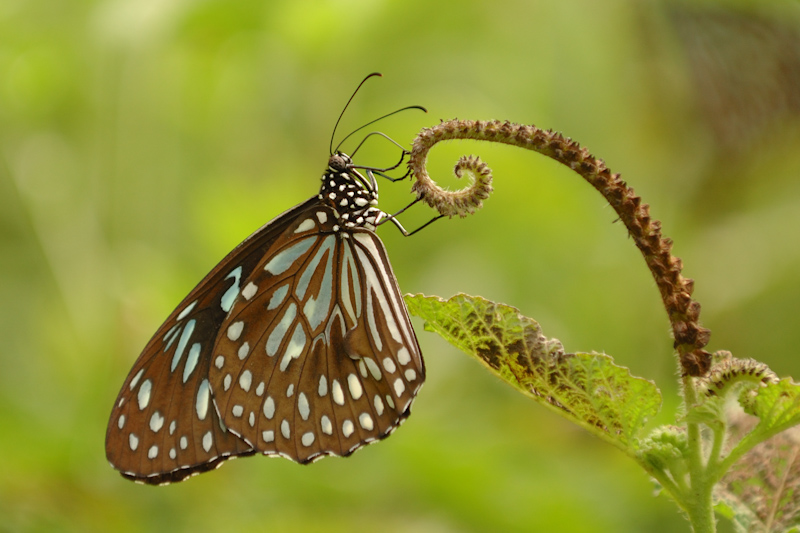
[329,72,383,155]
[334,105,427,155]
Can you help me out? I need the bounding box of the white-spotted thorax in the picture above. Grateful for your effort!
[319,153,384,231]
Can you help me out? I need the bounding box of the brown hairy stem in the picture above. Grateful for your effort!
[408,119,711,376]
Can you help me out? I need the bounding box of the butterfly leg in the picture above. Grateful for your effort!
[380,199,444,237]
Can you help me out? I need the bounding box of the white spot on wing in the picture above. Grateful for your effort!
[347,374,363,400]
[365,358,382,380]
[238,342,250,360]
[316,211,327,224]
[294,218,315,233]
[239,370,252,392]
[301,432,315,447]
[148,445,158,459]
[263,396,275,419]
[196,379,211,420]
[359,413,374,431]
[242,282,258,300]
[137,379,152,410]
[393,378,405,397]
[227,321,244,341]
[281,420,290,439]
[149,411,164,433]
[342,419,354,438]
[262,430,274,443]
[397,347,411,365]
[318,375,328,396]
[332,379,345,406]
[202,431,213,453]
[129,433,139,450]
[298,392,310,420]
[321,415,333,435]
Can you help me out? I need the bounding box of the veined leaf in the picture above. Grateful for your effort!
[405,293,661,454]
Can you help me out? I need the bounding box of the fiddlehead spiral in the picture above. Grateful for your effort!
[409,118,712,376]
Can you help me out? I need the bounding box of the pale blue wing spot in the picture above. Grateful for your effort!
[279,324,306,371]
[171,319,196,372]
[266,303,297,356]
[163,324,181,351]
[220,266,243,313]
[176,299,198,320]
[264,238,315,275]
[267,284,289,311]
[354,233,413,343]
[303,246,333,330]
[295,236,335,299]
[182,342,202,383]
[129,369,145,390]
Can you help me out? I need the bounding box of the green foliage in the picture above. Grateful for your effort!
[405,293,661,454]
[407,293,800,533]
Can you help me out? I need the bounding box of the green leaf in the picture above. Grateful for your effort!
[638,425,689,473]
[405,293,662,454]
[741,379,800,437]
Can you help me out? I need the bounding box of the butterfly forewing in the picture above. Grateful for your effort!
[208,205,424,463]
[106,199,318,483]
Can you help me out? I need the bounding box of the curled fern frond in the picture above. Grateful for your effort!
[697,352,778,397]
[408,118,711,376]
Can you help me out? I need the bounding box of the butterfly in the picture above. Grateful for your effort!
[105,74,427,485]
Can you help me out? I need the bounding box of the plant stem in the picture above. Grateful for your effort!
[408,119,712,376]
[683,375,716,532]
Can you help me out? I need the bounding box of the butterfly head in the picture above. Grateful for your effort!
[320,152,383,230]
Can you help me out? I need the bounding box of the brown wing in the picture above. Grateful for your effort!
[208,204,424,463]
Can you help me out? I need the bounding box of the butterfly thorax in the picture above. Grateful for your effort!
[319,153,383,231]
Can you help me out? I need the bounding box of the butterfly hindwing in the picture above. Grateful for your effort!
[208,204,424,462]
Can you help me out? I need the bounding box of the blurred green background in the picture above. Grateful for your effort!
[3,0,800,531]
